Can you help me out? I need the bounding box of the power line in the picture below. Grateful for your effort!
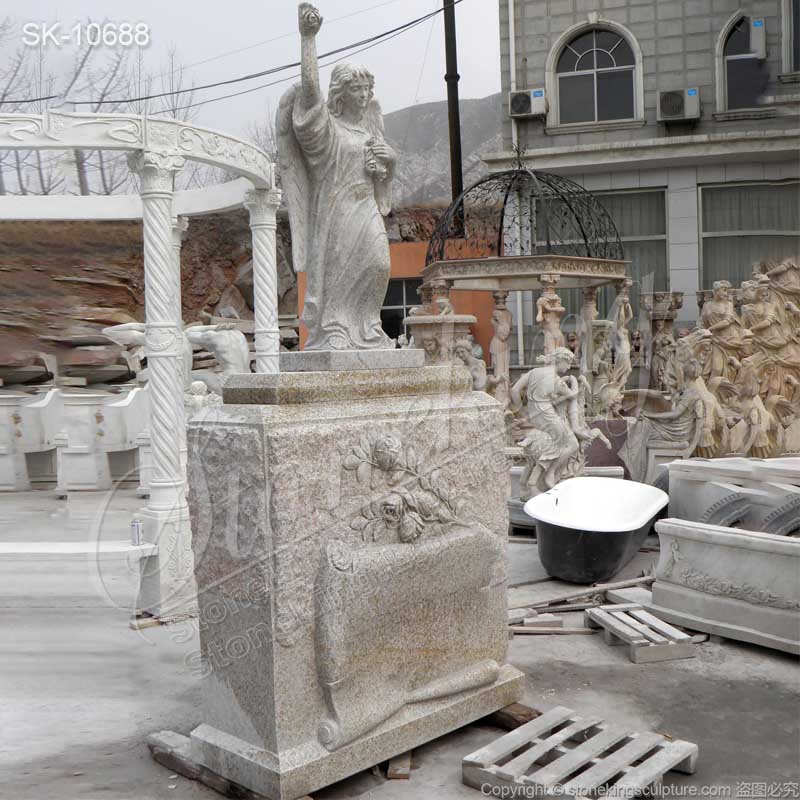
[161,3,462,115]
[148,0,410,81]
[73,2,462,107]
[2,94,59,105]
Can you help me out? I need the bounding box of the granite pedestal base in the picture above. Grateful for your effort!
[191,665,522,800]
[185,365,523,800]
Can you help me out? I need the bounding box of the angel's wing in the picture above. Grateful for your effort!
[275,84,310,273]
[366,97,393,217]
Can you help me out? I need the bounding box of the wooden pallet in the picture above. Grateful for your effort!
[463,706,698,798]
[585,603,695,663]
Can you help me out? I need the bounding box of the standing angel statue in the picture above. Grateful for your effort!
[277,3,397,351]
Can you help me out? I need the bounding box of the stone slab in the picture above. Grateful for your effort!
[190,666,523,800]
[222,365,472,405]
[279,348,424,373]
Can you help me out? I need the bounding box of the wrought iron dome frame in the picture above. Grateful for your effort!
[425,168,624,266]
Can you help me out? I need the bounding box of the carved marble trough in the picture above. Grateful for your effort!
[652,518,800,655]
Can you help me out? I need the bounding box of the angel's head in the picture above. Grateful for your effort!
[328,64,375,120]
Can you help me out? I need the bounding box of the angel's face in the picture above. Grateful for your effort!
[343,80,371,115]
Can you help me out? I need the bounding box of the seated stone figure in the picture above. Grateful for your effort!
[620,358,706,483]
[511,348,610,498]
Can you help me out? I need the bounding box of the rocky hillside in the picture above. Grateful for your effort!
[384,93,502,206]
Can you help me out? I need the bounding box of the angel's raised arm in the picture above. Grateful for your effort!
[298,3,323,109]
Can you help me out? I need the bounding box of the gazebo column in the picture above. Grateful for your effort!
[171,214,190,471]
[490,290,512,406]
[128,151,196,619]
[245,188,283,374]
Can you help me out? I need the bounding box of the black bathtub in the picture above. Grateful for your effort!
[523,477,669,584]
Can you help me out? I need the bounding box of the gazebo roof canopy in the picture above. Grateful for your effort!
[425,168,625,266]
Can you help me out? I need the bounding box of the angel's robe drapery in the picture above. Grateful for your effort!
[291,98,392,351]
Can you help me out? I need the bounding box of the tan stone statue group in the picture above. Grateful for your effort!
[622,259,800,482]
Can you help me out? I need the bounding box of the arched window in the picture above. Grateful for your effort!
[722,16,768,109]
[556,28,636,125]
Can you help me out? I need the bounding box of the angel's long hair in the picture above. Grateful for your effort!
[327,64,376,118]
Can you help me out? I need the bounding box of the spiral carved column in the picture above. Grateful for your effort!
[171,215,190,466]
[128,151,195,617]
[245,188,282,374]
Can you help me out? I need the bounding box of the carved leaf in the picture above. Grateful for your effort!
[343,454,362,471]
[356,461,371,485]
[359,433,372,457]
[405,446,418,472]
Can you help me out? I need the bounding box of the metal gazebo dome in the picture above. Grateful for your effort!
[425,168,624,266]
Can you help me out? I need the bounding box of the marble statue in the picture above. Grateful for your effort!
[277,3,396,351]
[511,348,610,498]
[453,339,488,392]
[535,281,566,355]
[103,321,193,390]
[467,333,484,361]
[185,323,251,377]
[489,297,513,406]
[609,281,634,392]
[620,358,706,483]
[741,276,800,400]
[699,280,744,381]
[650,319,675,393]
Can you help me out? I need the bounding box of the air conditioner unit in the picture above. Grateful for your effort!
[750,18,767,59]
[508,88,547,119]
[657,88,701,123]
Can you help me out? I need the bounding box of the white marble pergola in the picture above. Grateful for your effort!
[0,110,280,618]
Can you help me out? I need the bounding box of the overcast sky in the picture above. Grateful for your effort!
[6,0,501,136]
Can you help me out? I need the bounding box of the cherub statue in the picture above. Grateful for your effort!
[276,3,396,351]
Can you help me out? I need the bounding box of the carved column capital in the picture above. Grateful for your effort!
[244,187,282,227]
[492,290,509,310]
[127,150,185,194]
[540,272,561,289]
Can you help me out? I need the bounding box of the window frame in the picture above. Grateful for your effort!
[545,20,644,132]
[698,179,800,289]
[380,278,423,340]
[716,12,768,112]
[782,0,800,74]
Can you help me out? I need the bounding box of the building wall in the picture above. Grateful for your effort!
[499,0,794,150]
[494,0,799,326]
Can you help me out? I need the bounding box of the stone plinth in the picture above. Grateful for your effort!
[186,365,523,800]
[279,348,424,373]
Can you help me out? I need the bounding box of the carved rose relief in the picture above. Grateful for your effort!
[662,540,800,611]
[342,433,467,544]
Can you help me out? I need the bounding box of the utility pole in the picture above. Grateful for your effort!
[443,0,464,204]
